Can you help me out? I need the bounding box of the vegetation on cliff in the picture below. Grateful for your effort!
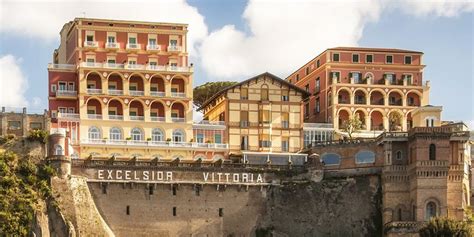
[193,81,238,108]
[0,134,55,236]
[419,217,472,237]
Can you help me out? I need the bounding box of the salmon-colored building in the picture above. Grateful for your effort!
[48,18,227,160]
[286,47,430,138]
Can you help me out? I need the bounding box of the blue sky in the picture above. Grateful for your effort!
[0,0,472,125]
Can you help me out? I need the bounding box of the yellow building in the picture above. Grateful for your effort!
[199,72,309,164]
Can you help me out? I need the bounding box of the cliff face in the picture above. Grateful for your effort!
[258,175,383,237]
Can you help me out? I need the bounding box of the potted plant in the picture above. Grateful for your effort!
[189,138,194,143]
[126,137,132,141]
[206,140,212,144]
[102,137,108,142]
[146,137,152,141]
[166,138,172,144]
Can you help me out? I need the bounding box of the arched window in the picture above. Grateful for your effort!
[396,151,403,160]
[429,144,436,160]
[173,129,185,142]
[110,127,122,141]
[425,202,437,220]
[261,85,269,101]
[398,208,402,221]
[152,128,164,142]
[88,126,101,140]
[54,145,64,155]
[321,153,341,166]
[131,127,143,141]
[355,150,375,164]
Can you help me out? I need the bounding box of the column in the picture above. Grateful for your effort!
[165,106,171,123]
[101,79,107,94]
[101,103,107,119]
[402,116,407,131]
[144,105,151,122]
[383,116,389,131]
[144,79,150,96]
[365,115,370,131]
[402,94,407,107]
[123,104,130,121]
[123,79,130,95]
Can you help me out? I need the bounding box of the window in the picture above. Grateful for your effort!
[152,128,164,142]
[396,151,403,160]
[86,35,94,42]
[259,110,270,123]
[241,88,248,100]
[315,98,320,113]
[281,90,289,101]
[58,82,67,91]
[240,111,249,127]
[30,122,42,130]
[7,121,21,130]
[281,139,289,152]
[196,134,204,143]
[173,207,177,216]
[296,74,299,82]
[425,202,437,220]
[305,67,309,75]
[366,54,373,63]
[352,54,359,63]
[305,84,309,93]
[88,127,100,140]
[241,136,249,150]
[128,37,137,44]
[259,135,271,147]
[352,72,361,83]
[148,38,157,45]
[131,127,143,141]
[331,72,340,81]
[214,134,222,144]
[386,55,393,64]
[315,78,320,92]
[54,145,64,155]
[404,74,413,85]
[404,56,412,65]
[107,36,115,43]
[170,39,178,46]
[173,129,185,142]
[261,87,269,101]
[281,112,289,128]
[429,144,436,160]
[355,151,376,164]
[110,127,122,141]
[321,153,341,166]
[304,103,309,117]
[126,206,130,215]
[332,53,340,62]
[51,84,57,93]
[385,73,396,84]
[316,59,320,68]
[172,187,177,196]
[149,186,154,195]
[219,208,223,217]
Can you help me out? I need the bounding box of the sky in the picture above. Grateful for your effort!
[0,0,473,126]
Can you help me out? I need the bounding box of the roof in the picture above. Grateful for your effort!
[74,17,188,27]
[328,47,423,54]
[198,72,310,111]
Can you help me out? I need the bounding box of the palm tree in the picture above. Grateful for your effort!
[419,217,472,237]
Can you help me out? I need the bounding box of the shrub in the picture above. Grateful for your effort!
[419,217,472,237]
[27,129,48,143]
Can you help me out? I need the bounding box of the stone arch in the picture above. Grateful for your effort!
[150,100,166,118]
[424,198,441,221]
[212,154,225,161]
[388,110,403,131]
[194,154,207,161]
[388,89,404,106]
[84,71,103,81]
[337,87,351,104]
[406,90,422,107]
[337,108,351,129]
[353,88,368,105]
[369,108,385,131]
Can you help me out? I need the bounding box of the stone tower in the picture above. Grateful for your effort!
[46,129,71,178]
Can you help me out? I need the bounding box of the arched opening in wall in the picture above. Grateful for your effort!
[321,153,341,166]
[54,144,64,155]
[86,98,102,119]
[355,150,375,164]
[364,72,374,84]
[354,110,366,130]
[389,111,402,131]
[354,90,367,105]
[88,126,101,140]
[171,77,185,97]
[130,127,144,141]
[129,100,144,121]
[151,128,164,142]
[406,91,421,107]
[171,102,185,122]
[86,72,102,94]
[338,110,350,130]
[108,99,123,120]
[388,91,403,106]
[425,201,437,221]
[150,76,165,96]
[370,111,384,131]
[150,101,165,121]
[327,91,333,107]
[337,89,350,104]
[261,84,269,101]
[429,144,436,160]
[406,112,413,130]
[172,129,185,143]
[129,75,144,95]
[370,90,385,105]
[109,127,122,141]
[107,73,123,95]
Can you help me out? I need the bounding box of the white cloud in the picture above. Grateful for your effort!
[31,97,42,107]
[0,55,28,107]
[0,0,208,55]
[199,0,474,81]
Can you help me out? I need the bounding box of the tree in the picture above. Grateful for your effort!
[419,217,472,237]
[341,116,362,139]
[193,81,238,108]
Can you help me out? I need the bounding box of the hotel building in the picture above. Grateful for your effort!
[48,18,227,160]
[287,47,431,141]
[198,72,309,164]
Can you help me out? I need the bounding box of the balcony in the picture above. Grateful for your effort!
[108,89,123,95]
[126,43,141,50]
[104,63,125,69]
[354,99,366,105]
[56,90,77,97]
[87,114,102,120]
[167,45,182,52]
[169,66,191,72]
[57,113,80,120]
[389,99,402,106]
[81,139,229,150]
[78,62,192,73]
[83,41,98,48]
[48,64,76,70]
[146,65,167,71]
[150,91,165,97]
[87,89,102,95]
[171,92,186,98]
[172,117,185,123]
[146,44,161,51]
[129,116,144,121]
[126,64,145,70]
[105,42,120,49]
[150,116,165,122]
[129,90,144,96]
[108,115,123,120]
[197,120,226,126]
